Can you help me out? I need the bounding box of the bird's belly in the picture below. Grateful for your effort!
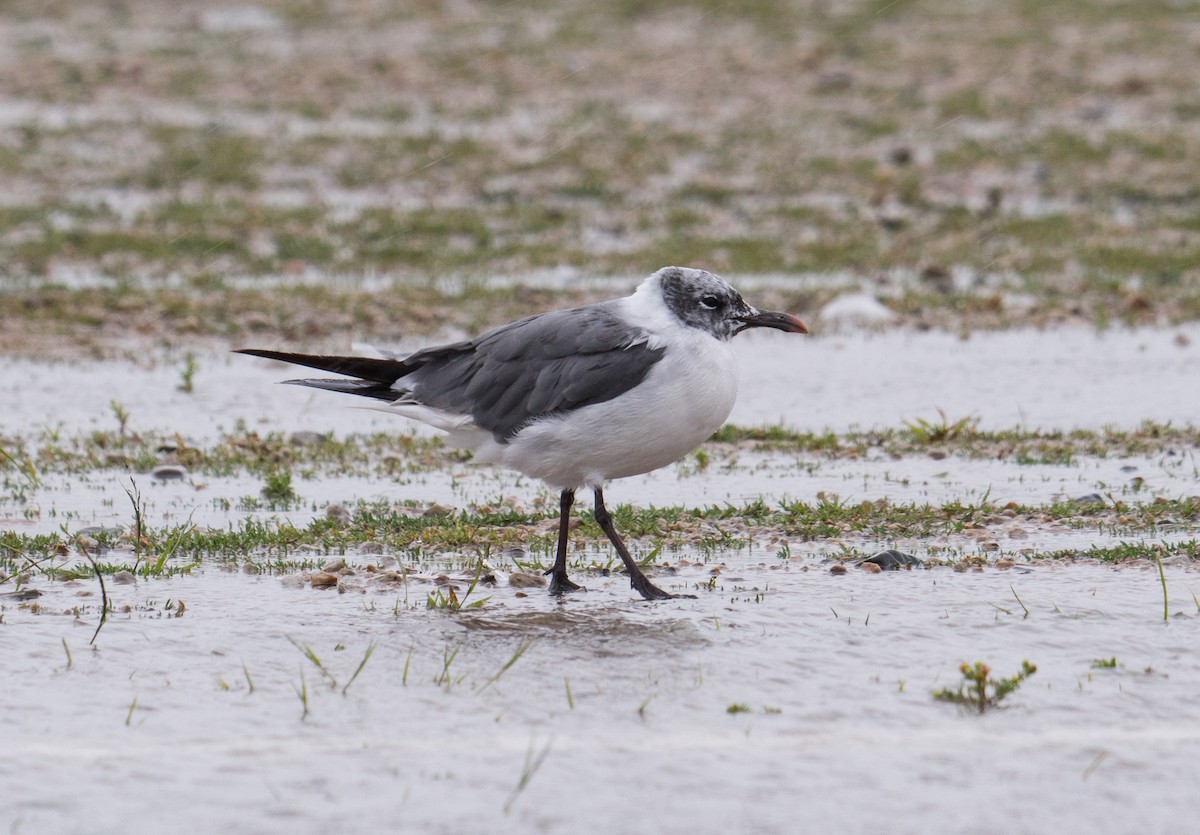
[499,337,739,489]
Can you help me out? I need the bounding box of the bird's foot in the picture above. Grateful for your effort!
[547,572,585,595]
[631,575,696,601]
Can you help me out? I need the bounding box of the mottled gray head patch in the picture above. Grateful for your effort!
[657,267,755,341]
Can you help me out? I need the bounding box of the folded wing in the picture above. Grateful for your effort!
[237,304,666,443]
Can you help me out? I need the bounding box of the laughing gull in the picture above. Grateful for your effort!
[239,266,807,600]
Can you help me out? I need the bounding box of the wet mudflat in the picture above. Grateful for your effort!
[3,1,1200,831]
[3,326,1199,834]
[3,325,1199,440]
[4,560,1198,834]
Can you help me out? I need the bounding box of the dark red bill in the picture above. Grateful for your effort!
[735,309,809,335]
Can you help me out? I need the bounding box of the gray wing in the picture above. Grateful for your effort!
[406,305,665,442]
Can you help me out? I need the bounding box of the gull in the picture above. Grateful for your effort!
[239,266,807,600]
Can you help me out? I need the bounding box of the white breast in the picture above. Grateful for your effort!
[484,296,740,490]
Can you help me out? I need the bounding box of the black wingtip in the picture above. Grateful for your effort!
[282,377,403,402]
[236,348,413,384]
[235,348,292,362]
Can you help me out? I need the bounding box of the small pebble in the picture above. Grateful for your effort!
[535,517,581,534]
[76,526,124,539]
[111,571,136,585]
[310,572,338,589]
[508,572,548,588]
[813,70,853,91]
[829,564,848,575]
[151,464,187,481]
[320,558,346,573]
[859,562,882,574]
[819,292,896,325]
[326,503,351,522]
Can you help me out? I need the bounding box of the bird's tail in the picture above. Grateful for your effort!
[236,348,411,402]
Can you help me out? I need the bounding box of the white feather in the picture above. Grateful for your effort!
[376,270,740,490]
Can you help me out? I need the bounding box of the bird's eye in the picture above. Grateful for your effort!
[699,295,723,310]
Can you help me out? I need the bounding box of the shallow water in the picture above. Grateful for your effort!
[2,325,1198,442]
[734,324,1200,432]
[4,324,1200,833]
[4,449,1197,569]
[8,324,1198,552]
[4,560,1198,833]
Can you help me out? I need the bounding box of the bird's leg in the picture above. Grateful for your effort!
[547,488,583,594]
[593,488,696,601]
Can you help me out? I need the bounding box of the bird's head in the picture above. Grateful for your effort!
[653,266,808,341]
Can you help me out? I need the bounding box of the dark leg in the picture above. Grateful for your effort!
[547,488,583,594]
[593,488,695,601]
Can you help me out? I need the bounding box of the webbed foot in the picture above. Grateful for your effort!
[548,571,585,595]
[631,575,696,601]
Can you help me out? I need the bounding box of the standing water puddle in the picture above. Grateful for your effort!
[2,560,1198,833]
[1,325,1198,440]
[2,324,1199,833]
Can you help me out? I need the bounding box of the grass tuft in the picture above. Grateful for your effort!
[478,639,534,694]
[933,660,1037,713]
[903,409,979,444]
[504,737,553,814]
[1153,549,1169,623]
[341,643,376,696]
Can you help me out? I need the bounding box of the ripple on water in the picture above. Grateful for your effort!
[3,560,1199,832]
